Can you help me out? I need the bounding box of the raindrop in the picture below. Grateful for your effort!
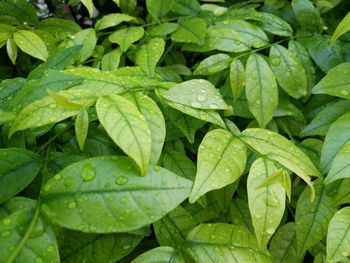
[209,103,218,109]
[197,94,207,102]
[123,245,131,250]
[153,165,161,172]
[64,177,73,187]
[270,54,281,66]
[35,258,43,263]
[115,176,128,185]
[341,90,349,96]
[2,218,11,226]
[120,196,128,203]
[266,227,275,235]
[265,196,279,207]
[150,215,156,220]
[211,235,216,239]
[49,104,56,109]
[46,245,55,253]
[68,201,77,209]
[81,164,96,181]
[191,101,201,108]
[78,224,85,231]
[53,174,62,181]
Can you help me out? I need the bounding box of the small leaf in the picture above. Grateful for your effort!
[230,59,245,99]
[75,108,89,150]
[95,13,137,31]
[0,148,41,204]
[326,207,350,263]
[245,54,278,128]
[132,247,185,263]
[101,48,122,71]
[6,38,17,65]
[146,0,174,19]
[241,128,320,192]
[193,53,231,75]
[330,12,350,46]
[171,18,206,45]
[96,95,151,175]
[295,180,336,256]
[320,111,350,174]
[269,44,307,99]
[247,158,285,249]
[185,223,272,262]
[40,156,192,233]
[269,223,298,263]
[312,62,350,99]
[135,38,165,77]
[189,129,246,203]
[154,206,196,248]
[81,0,93,17]
[109,27,144,52]
[13,30,48,61]
[163,79,230,110]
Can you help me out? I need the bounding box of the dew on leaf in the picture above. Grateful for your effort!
[197,94,207,102]
[53,174,62,181]
[67,201,77,209]
[81,164,96,181]
[120,196,128,203]
[115,176,128,185]
[270,54,281,66]
[1,230,10,237]
[341,90,349,96]
[2,218,12,226]
[190,101,201,108]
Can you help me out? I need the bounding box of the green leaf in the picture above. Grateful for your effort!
[109,26,144,52]
[101,48,122,71]
[241,128,320,191]
[230,59,245,99]
[132,247,185,263]
[172,0,200,15]
[95,13,137,31]
[193,53,231,75]
[75,108,89,150]
[185,223,272,262]
[269,44,307,99]
[229,199,254,233]
[96,95,152,176]
[189,129,246,203]
[40,156,192,233]
[13,30,48,61]
[300,100,350,137]
[247,158,285,249]
[135,38,165,77]
[81,0,93,17]
[126,94,165,166]
[6,38,17,65]
[295,180,336,256]
[9,96,80,137]
[146,0,174,19]
[59,230,142,263]
[162,150,196,181]
[312,62,350,99]
[0,148,41,204]
[70,29,97,64]
[148,23,179,37]
[269,223,298,263]
[320,111,350,174]
[324,141,350,184]
[154,206,196,248]
[326,207,350,262]
[0,207,60,263]
[245,54,278,128]
[171,18,206,45]
[163,79,230,110]
[292,0,322,32]
[330,12,350,46]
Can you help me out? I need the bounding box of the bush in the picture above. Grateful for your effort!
[1,0,350,262]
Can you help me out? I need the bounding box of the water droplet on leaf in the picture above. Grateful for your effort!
[81,164,96,181]
[270,54,281,66]
[115,176,128,185]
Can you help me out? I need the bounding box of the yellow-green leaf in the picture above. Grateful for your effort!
[13,30,48,61]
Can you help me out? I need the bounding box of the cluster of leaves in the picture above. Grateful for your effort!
[1,0,350,262]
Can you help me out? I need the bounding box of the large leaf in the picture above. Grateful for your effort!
[189,129,246,203]
[330,12,350,46]
[269,44,307,99]
[13,30,48,61]
[247,158,285,249]
[146,0,174,19]
[0,206,60,263]
[241,128,320,191]
[153,206,196,248]
[326,207,350,263]
[291,0,322,32]
[171,18,206,45]
[300,100,350,137]
[295,180,336,256]
[0,148,41,204]
[132,247,184,263]
[320,111,350,174]
[245,54,278,128]
[324,141,350,184]
[136,38,165,77]
[269,223,298,263]
[185,223,272,262]
[96,95,151,175]
[126,94,166,166]
[312,62,350,99]
[163,79,230,110]
[59,230,142,263]
[40,156,192,233]
[193,53,231,75]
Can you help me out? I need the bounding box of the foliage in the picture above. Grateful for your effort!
[1,0,350,262]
